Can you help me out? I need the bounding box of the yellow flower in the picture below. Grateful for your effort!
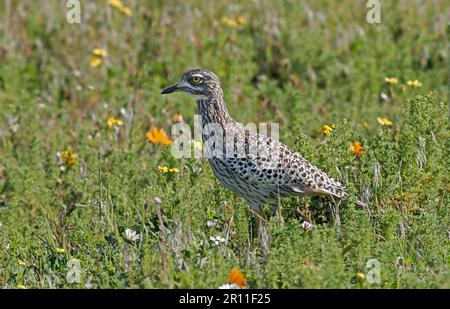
[363,122,369,128]
[407,80,422,88]
[377,117,392,126]
[16,284,27,289]
[108,0,133,16]
[108,0,121,6]
[384,77,398,85]
[90,57,102,68]
[228,268,248,289]
[55,248,65,254]
[107,117,124,128]
[146,127,173,145]
[92,48,107,58]
[350,140,365,158]
[17,259,26,266]
[228,19,238,27]
[107,118,115,127]
[221,16,238,27]
[237,16,246,25]
[356,272,366,280]
[221,16,230,24]
[320,124,335,136]
[158,166,169,173]
[172,113,184,123]
[121,6,132,16]
[60,149,77,169]
[158,166,179,173]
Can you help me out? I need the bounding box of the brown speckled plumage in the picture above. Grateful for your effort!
[162,69,348,226]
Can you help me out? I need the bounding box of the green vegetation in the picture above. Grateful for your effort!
[0,0,448,288]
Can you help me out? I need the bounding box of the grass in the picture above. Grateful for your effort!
[0,0,448,288]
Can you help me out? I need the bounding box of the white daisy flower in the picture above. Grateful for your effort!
[206,220,217,228]
[125,229,141,242]
[218,283,240,289]
[301,221,313,231]
[210,236,225,245]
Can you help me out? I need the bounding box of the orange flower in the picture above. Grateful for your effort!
[146,127,173,145]
[350,140,365,158]
[227,268,248,288]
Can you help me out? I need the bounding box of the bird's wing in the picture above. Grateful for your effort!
[282,147,348,199]
[233,131,347,199]
[221,132,304,197]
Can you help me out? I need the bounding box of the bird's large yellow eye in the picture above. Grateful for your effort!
[191,76,203,84]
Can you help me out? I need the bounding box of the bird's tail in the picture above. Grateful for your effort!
[324,178,348,200]
[325,179,370,208]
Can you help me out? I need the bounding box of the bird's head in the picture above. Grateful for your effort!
[161,69,221,100]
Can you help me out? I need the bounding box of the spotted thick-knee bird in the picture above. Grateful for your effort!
[161,69,348,236]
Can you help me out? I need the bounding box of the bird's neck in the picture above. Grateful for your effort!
[196,93,233,127]
[196,92,241,158]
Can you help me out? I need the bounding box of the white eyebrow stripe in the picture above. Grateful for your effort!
[192,74,204,78]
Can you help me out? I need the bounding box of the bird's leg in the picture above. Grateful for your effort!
[251,203,270,255]
[328,197,341,227]
[267,198,283,227]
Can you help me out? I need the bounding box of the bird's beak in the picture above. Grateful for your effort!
[161,83,179,94]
